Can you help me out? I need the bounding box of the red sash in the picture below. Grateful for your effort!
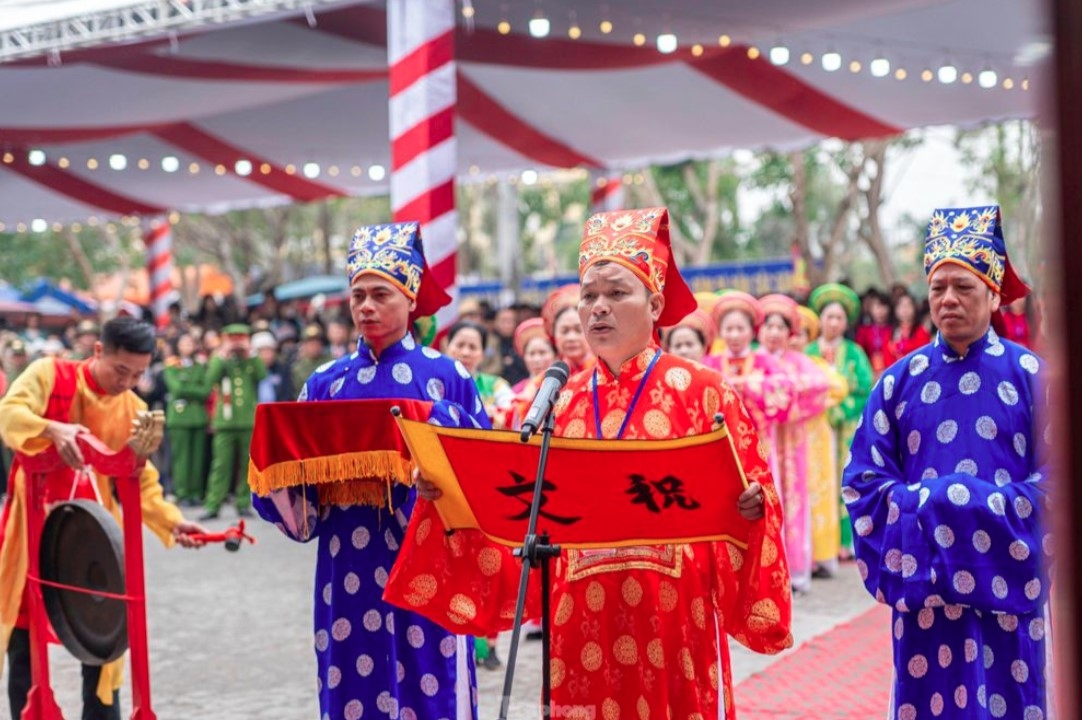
[1,359,82,629]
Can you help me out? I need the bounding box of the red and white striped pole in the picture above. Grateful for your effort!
[590,170,625,213]
[387,0,458,326]
[143,218,173,329]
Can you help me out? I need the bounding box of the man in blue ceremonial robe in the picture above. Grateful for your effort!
[844,206,1053,720]
[253,223,489,720]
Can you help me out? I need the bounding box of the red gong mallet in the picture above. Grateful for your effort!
[180,520,256,552]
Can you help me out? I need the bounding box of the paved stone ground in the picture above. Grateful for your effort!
[2,508,875,720]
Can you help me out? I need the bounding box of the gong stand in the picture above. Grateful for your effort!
[18,435,157,720]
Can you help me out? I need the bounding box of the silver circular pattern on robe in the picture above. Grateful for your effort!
[454,361,471,379]
[1014,496,1033,518]
[959,371,981,395]
[316,360,335,373]
[402,333,416,351]
[1020,354,1039,374]
[853,516,873,537]
[873,409,890,434]
[947,483,970,505]
[997,381,1019,406]
[1010,539,1031,561]
[1013,432,1027,457]
[392,362,413,384]
[937,420,958,444]
[934,525,955,548]
[357,366,377,384]
[992,575,1009,599]
[994,468,1012,486]
[955,459,978,476]
[362,609,382,631]
[998,614,1019,632]
[953,570,975,594]
[986,342,1005,357]
[988,492,1007,516]
[921,381,941,404]
[1025,578,1041,600]
[298,384,310,401]
[356,654,374,676]
[882,374,895,400]
[976,416,998,440]
[973,530,992,553]
[907,430,921,455]
[909,354,930,376]
[330,377,345,397]
[895,401,907,420]
[422,347,441,360]
[426,377,446,401]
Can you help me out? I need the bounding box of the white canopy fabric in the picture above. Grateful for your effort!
[0,0,1048,226]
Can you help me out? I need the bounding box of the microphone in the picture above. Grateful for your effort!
[519,361,570,442]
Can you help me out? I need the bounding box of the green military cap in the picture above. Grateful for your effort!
[9,340,26,354]
[220,323,252,336]
[301,324,325,342]
[75,319,100,336]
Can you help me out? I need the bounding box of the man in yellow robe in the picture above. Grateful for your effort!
[0,317,205,720]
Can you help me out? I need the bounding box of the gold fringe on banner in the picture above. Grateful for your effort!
[248,451,415,508]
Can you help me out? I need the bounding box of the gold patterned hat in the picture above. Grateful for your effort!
[759,293,800,334]
[796,305,820,340]
[347,222,451,317]
[578,207,696,326]
[923,205,1029,304]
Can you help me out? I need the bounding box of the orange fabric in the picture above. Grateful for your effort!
[385,345,793,719]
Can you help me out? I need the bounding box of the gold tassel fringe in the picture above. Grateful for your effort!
[248,451,415,506]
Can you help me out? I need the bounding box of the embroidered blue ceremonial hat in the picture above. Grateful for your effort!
[347,222,451,317]
[923,205,1029,304]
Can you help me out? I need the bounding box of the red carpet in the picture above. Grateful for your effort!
[735,604,893,719]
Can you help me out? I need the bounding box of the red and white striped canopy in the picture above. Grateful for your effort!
[0,0,1047,227]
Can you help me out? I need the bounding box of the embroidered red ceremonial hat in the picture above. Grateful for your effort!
[578,207,697,326]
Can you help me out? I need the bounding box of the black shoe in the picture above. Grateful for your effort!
[236,507,254,518]
[483,653,502,670]
[812,566,833,580]
[198,510,220,521]
[525,630,543,641]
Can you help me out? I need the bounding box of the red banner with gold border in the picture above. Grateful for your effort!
[393,417,753,549]
[248,399,431,505]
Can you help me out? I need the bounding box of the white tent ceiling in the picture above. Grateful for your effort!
[0,0,1049,228]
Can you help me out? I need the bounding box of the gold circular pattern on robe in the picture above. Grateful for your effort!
[581,641,603,671]
[709,662,719,690]
[586,581,606,612]
[726,542,744,572]
[564,418,587,439]
[555,389,573,414]
[747,598,781,633]
[404,574,437,606]
[658,581,679,612]
[679,647,696,680]
[602,698,621,720]
[477,547,503,576]
[643,409,672,438]
[551,658,566,688]
[637,696,651,720]
[690,597,707,630]
[447,594,477,624]
[601,410,627,438]
[621,577,644,607]
[613,635,639,665]
[761,536,778,566]
[646,638,665,669]
[703,387,721,419]
[664,367,692,392]
[554,593,575,626]
[415,517,432,545]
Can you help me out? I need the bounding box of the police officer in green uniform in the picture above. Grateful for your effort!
[163,332,210,506]
[69,319,100,360]
[291,323,332,392]
[200,323,266,520]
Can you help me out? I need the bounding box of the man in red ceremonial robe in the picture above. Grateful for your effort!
[386,207,793,719]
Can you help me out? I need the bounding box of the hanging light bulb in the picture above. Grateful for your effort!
[31,219,47,233]
[162,156,180,173]
[528,16,550,38]
[568,24,581,39]
[870,57,891,77]
[368,164,386,181]
[108,154,127,170]
[303,162,321,178]
[821,51,842,72]
[937,64,958,84]
[235,159,253,176]
[978,69,998,89]
[769,45,790,65]
[656,33,677,54]
[633,33,646,46]
[28,149,46,166]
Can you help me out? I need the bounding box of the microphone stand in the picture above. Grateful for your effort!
[498,409,561,720]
